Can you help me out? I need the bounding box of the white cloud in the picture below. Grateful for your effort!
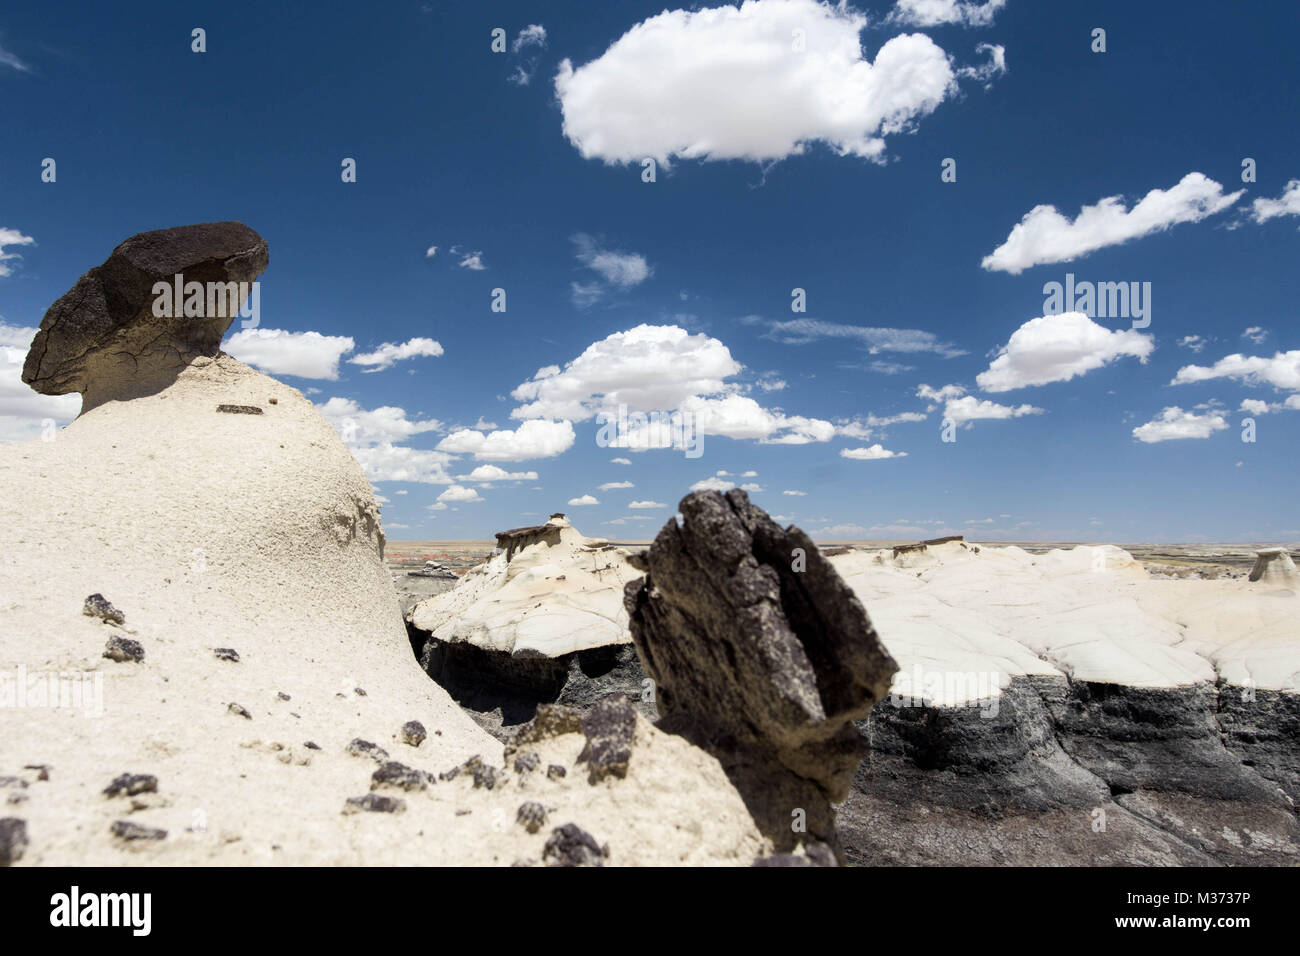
[0,323,81,442]
[0,227,36,278]
[348,337,444,372]
[458,251,486,270]
[573,234,651,288]
[225,328,355,380]
[836,411,927,438]
[600,481,634,490]
[766,318,964,357]
[1132,406,1229,443]
[783,490,807,496]
[425,245,438,258]
[1178,335,1206,353]
[890,0,1006,27]
[1242,326,1269,345]
[555,0,959,166]
[611,457,632,465]
[438,485,483,504]
[739,482,763,492]
[690,477,736,492]
[956,43,1007,88]
[437,419,576,461]
[981,173,1243,274]
[944,395,1043,425]
[1239,396,1300,415]
[916,383,967,407]
[316,397,443,445]
[840,444,907,460]
[457,464,539,482]
[351,444,455,485]
[513,24,547,53]
[1172,351,1300,391]
[568,494,600,506]
[811,523,869,538]
[976,312,1154,392]
[629,500,666,509]
[510,324,833,446]
[0,41,31,73]
[1251,180,1300,224]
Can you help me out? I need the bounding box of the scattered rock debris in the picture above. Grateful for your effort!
[371,761,430,792]
[346,739,389,763]
[543,823,608,867]
[577,695,637,783]
[111,820,166,842]
[344,793,406,814]
[546,765,567,781]
[103,635,144,663]
[514,752,541,774]
[216,404,262,415]
[213,647,240,662]
[516,801,549,834]
[83,593,125,625]
[226,702,251,720]
[401,721,427,747]
[103,773,157,798]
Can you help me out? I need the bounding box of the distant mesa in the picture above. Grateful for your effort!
[22,221,267,410]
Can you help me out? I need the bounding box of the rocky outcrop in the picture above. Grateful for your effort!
[496,515,566,560]
[1249,548,1299,586]
[623,489,897,857]
[22,222,268,410]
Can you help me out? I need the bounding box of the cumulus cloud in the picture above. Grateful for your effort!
[1178,335,1207,353]
[0,227,36,278]
[628,500,665,509]
[348,337,445,372]
[425,245,438,258]
[890,0,1006,27]
[835,411,927,439]
[457,250,487,270]
[438,485,483,503]
[1242,326,1269,345]
[0,323,81,442]
[976,312,1154,392]
[316,397,442,445]
[783,490,807,496]
[916,383,967,407]
[555,0,959,166]
[437,419,576,461]
[956,43,1007,88]
[457,464,540,482]
[840,444,908,460]
[981,173,1243,274]
[600,481,634,490]
[225,328,355,380]
[611,457,632,465]
[1171,351,1300,391]
[510,324,833,446]
[765,318,964,357]
[943,395,1043,425]
[350,443,455,485]
[1132,406,1229,443]
[571,234,652,307]
[513,24,547,53]
[1251,180,1300,224]
[568,494,600,506]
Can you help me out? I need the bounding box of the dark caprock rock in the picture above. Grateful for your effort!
[22,222,268,409]
[623,489,898,857]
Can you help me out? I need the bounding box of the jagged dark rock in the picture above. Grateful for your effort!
[577,694,637,783]
[370,761,429,792]
[103,635,143,663]
[623,489,897,858]
[110,820,166,842]
[83,594,124,625]
[103,773,158,798]
[542,823,607,866]
[345,739,389,763]
[213,647,239,662]
[344,793,406,814]
[401,721,427,747]
[516,801,549,834]
[22,222,268,409]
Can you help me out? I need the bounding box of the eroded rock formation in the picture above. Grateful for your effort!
[623,489,898,857]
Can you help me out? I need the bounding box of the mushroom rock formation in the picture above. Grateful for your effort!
[410,514,646,735]
[623,489,898,858]
[22,221,268,410]
[1249,548,1299,587]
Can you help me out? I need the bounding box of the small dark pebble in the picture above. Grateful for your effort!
[304,741,321,751]
[213,648,240,662]
[354,687,367,697]
[401,720,427,747]
[227,702,251,719]
[277,692,291,701]
[23,765,50,781]
[344,793,405,814]
[516,801,548,834]
[110,820,166,842]
[546,764,567,781]
[542,823,607,867]
[0,818,29,866]
[103,635,144,663]
[514,752,541,774]
[371,761,429,792]
[346,739,389,763]
[103,773,157,798]
[83,593,125,625]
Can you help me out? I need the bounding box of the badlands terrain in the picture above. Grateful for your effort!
[1,222,1296,867]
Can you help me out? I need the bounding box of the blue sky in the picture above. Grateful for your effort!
[3,0,1299,543]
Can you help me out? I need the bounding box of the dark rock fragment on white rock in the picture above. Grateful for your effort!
[110,820,166,842]
[0,818,29,865]
[517,801,549,834]
[103,635,144,663]
[83,593,124,625]
[103,773,157,798]
[344,793,406,814]
[401,720,427,747]
[542,823,607,867]
[346,739,389,763]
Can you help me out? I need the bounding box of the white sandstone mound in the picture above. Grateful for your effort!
[1249,548,1299,587]
[410,514,638,657]
[0,356,771,865]
[830,540,1300,701]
